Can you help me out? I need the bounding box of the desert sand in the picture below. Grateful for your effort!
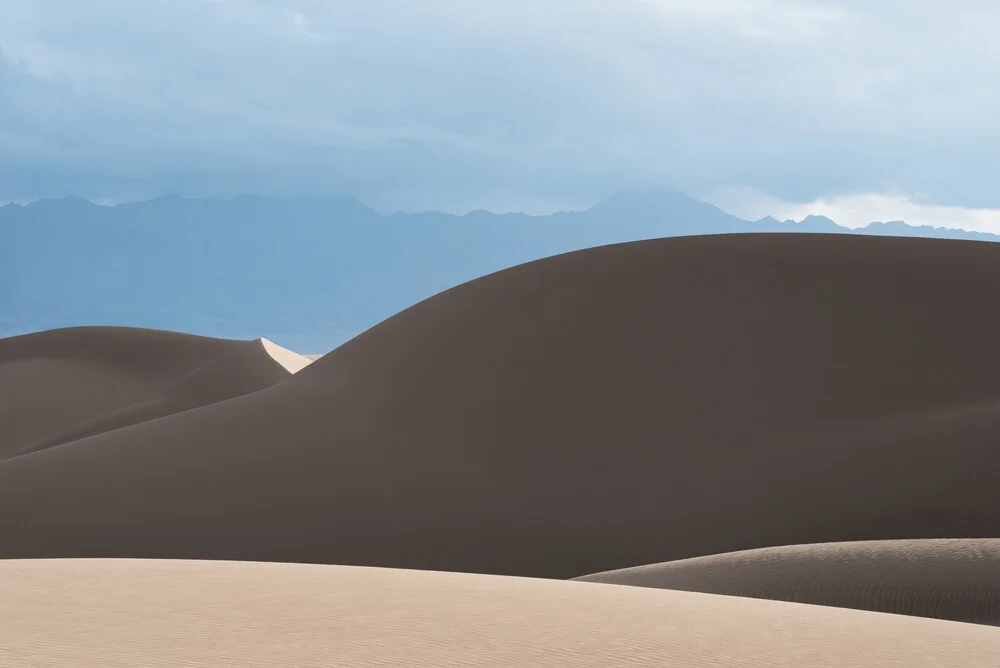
[2,235,1000,578]
[260,337,314,373]
[3,558,1000,668]
[4,232,1000,663]
[575,538,1000,625]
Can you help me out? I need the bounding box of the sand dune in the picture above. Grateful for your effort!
[0,327,297,458]
[575,539,1000,625]
[3,559,999,667]
[260,337,313,373]
[3,235,1000,577]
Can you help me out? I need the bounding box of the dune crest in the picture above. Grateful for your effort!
[3,559,999,668]
[259,338,313,373]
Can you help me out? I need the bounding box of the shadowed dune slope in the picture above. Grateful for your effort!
[3,559,1000,668]
[0,327,296,458]
[4,234,1000,577]
[574,539,1000,626]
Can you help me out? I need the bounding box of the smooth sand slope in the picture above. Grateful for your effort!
[0,326,303,458]
[260,337,314,373]
[3,559,999,668]
[3,234,1000,577]
[575,539,1000,625]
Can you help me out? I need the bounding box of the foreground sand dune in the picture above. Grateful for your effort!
[3,235,1000,577]
[2,559,999,667]
[0,326,299,458]
[575,539,1000,625]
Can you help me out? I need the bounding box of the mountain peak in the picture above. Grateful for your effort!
[799,214,837,225]
[24,196,101,214]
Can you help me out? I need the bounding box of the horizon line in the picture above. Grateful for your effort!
[0,190,994,236]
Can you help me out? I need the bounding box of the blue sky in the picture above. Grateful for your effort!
[2,1,1000,230]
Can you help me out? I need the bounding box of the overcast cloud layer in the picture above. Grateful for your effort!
[2,0,999,225]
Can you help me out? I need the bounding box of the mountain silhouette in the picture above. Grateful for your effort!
[2,189,996,351]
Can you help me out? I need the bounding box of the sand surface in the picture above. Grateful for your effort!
[575,538,1000,625]
[2,234,1000,578]
[0,327,297,458]
[2,558,999,668]
[260,338,313,373]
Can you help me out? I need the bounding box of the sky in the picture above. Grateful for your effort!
[2,0,1000,229]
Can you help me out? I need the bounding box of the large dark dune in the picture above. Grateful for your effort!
[2,234,1000,578]
[575,539,1000,625]
[0,326,300,458]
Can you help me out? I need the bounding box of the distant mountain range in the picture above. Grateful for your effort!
[2,189,996,352]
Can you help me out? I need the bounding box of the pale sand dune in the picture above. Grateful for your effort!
[0,327,294,458]
[260,337,313,373]
[575,539,1000,625]
[4,235,1000,577]
[304,353,325,361]
[2,559,999,668]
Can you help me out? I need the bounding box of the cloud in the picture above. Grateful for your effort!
[1,1,999,213]
[638,0,847,42]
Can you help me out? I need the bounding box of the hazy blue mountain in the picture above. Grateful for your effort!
[858,219,1000,241]
[2,189,995,351]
